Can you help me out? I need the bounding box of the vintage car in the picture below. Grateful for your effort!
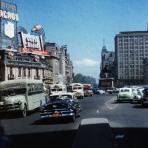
[117,87,134,102]
[49,92,78,100]
[40,95,81,122]
[141,87,148,106]
[132,88,144,103]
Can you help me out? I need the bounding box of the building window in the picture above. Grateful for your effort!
[28,68,31,77]
[23,68,26,77]
[18,67,21,77]
[36,68,39,77]
[8,67,14,80]
[10,67,13,76]
[42,69,45,78]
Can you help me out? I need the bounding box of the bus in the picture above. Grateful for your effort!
[49,84,67,95]
[0,79,46,117]
[83,84,93,97]
[68,83,84,99]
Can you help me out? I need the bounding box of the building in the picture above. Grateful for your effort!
[45,43,73,85]
[143,59,148,84]
[0,1,50,82]
[59,45,73,85]
[99,45,115,89]
[0,1,73,84]
[115,31,148,86]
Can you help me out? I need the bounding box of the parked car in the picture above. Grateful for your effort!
[117,87,134,102]
[40,97,81,122]
[132,88,144,103]
[96,89,105,95]
[141,87,148,106]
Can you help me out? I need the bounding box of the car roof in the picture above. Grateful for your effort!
[50,92,74,96]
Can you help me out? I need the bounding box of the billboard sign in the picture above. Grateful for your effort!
[21,32,41,50]
[20,32,49,56]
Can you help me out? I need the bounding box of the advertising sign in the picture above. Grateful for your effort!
[4,21,14,38]
[20,32,49,56]
[21,32,41,50]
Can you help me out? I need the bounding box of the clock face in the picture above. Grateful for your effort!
[4,21,15,38]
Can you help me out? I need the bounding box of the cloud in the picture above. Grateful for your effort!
[74,58,98,67]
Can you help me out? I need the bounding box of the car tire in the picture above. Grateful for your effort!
[71,114,76,122]
[20,105,27,117]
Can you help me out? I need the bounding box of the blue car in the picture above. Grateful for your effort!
[40,98,81,122]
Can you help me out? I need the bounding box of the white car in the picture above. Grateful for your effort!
[117,87,134,102]
[96,89,105,95]
[49,92,78,101]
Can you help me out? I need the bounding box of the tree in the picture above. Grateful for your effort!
[73,73,97,87]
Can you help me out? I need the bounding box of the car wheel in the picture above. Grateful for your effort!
[71,114,76,122]
[20,105,27,117]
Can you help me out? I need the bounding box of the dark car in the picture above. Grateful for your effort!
[40,98,81,122]
[141,87,148,106]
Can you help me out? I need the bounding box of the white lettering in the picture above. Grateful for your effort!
[0,10,19,21]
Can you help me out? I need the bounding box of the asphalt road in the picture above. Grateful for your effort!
[1,94,148,148]
[1,94,148,135]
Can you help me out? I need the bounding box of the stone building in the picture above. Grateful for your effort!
[99,45,115,89]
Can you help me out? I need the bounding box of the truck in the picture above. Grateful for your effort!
[83,84,93,97]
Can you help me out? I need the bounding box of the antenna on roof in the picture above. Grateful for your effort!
[103,38,105,46]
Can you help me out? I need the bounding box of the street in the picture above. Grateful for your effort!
[2,94,148,148]
[1,94,148,135]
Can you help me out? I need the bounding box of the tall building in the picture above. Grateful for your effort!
[115,31,148,86]
[99,45,115,89]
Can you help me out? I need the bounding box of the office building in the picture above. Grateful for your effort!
[115,31,148,86]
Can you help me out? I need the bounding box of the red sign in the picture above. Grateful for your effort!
[20,48,49,56]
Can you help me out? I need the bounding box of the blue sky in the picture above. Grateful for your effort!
[7,0,148,81]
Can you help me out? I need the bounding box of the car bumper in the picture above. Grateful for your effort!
[40,112,75,119]
[0,103,21,112]
[117,96,133,101]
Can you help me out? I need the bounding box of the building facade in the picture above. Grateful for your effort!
[0,1,51,82]
[99,45,115,89]
[115,31,148,86]
[45,43,73,85]
[0,1,73,84]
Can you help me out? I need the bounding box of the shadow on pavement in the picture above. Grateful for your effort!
[0,112,21,119]
[32,118,74,125]
[5,127,148,148]
[8,130,77,148]
[112,100,132,104]
[132,104,148,109]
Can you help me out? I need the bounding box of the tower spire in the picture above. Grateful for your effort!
[103,38,105,46]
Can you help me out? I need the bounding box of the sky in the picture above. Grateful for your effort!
[6,0,148,81]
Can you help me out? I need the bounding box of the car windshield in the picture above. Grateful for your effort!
[61,95,72,99]
[46,102,68,110]
[0,88,26,97]
[120,89,130,92]
[1,1,148,148]
[50,95,60,100]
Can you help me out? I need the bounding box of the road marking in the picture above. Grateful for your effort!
[105,96,118,110]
